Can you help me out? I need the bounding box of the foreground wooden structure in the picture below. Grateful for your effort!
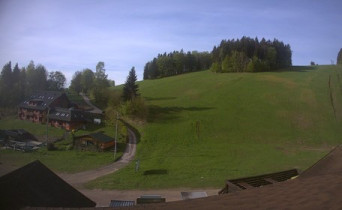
[219,169,298,194]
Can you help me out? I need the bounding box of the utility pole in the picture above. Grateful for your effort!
[114,112,119,160]
[46,108,50,146]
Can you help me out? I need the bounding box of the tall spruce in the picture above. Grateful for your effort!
[337,48,342,65]
[122,67,139,101]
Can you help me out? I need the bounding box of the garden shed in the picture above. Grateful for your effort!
[74,132,115,151]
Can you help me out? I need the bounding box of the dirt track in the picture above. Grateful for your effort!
[59,128,137,188]
[79,92,103,114]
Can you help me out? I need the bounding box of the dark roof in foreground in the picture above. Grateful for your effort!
[0,160,96,210]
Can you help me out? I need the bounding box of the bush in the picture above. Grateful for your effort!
[66,144,73,150]
[47,142,56,151]
[210,62,222,73]
[121,97,148,120]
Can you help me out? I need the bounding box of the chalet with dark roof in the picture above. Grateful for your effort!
[18,91,86,130]
[74,132,115,151]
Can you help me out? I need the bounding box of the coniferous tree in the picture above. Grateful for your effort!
[337,48,342,65]
[122,67,139,101]
[0,62,13,107]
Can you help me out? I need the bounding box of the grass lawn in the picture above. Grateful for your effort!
[86,65,342,189]
[0,117,65,139]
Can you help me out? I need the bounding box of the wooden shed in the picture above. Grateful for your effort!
[74,132,115,151]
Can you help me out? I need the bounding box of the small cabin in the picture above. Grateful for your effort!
[74,132,115,151]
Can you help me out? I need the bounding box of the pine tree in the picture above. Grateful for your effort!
[122,67,139,101]
[337,48,342,65]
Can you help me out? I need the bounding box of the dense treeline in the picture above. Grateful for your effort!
[143,50,212,79]
[338,48,342,65]
[143,37,292,78]
[0,61,66,108]
[211,37,292,73]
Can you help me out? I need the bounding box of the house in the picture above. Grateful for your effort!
[74,132,115,151]
[0,160,96,209]
[48,107,86,130]
[18,91,86,131]
[18,91,71,123]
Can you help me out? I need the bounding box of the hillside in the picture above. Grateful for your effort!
[88,65,342,189]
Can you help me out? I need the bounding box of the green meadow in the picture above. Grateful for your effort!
[87,65,342,189]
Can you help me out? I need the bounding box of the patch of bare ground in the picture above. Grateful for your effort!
[293,113,313,129]
[0,162,17,177]
[258,75,297,88]
[275,145,333,156]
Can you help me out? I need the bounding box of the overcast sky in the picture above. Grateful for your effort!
[0,0,341,85]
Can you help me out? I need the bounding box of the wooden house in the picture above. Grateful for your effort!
[74,132,115,151]
[18,91,71,123]
[48,107,86,131]
[18,91,86,130]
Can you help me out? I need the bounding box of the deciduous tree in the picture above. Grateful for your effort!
[47,71,66,91]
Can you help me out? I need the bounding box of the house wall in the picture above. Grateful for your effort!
[18,108,46,124]
[49,120,83,131]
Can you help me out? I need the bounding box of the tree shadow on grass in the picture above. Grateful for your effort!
[143,169,168,175]
[273,66,316,73]
[148,105,215,123]
[144,97,177,101]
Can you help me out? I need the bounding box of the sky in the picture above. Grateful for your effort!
[0,0,341,85]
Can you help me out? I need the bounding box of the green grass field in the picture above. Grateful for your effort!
[0,117,65,139]
[87,65,342,189]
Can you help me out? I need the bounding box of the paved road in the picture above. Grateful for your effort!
[59,128,137,188]
[79,92,103,114]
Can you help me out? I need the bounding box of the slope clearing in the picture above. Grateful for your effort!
[87,65,342,189]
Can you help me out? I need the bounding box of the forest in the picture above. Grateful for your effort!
[143,36,292,79]
[0,61,115,109]
[143,50,212,79]
[0,61,66,108]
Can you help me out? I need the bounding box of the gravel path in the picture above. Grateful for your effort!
[79,92,103,114]
[59,128,137,188]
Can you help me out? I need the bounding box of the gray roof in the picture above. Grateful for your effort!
[48,107,85,122]
[75,132,114,143]
[18,91,66,110]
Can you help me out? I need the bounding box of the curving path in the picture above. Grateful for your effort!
[79,92,103,114]
[59,128,137,188]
